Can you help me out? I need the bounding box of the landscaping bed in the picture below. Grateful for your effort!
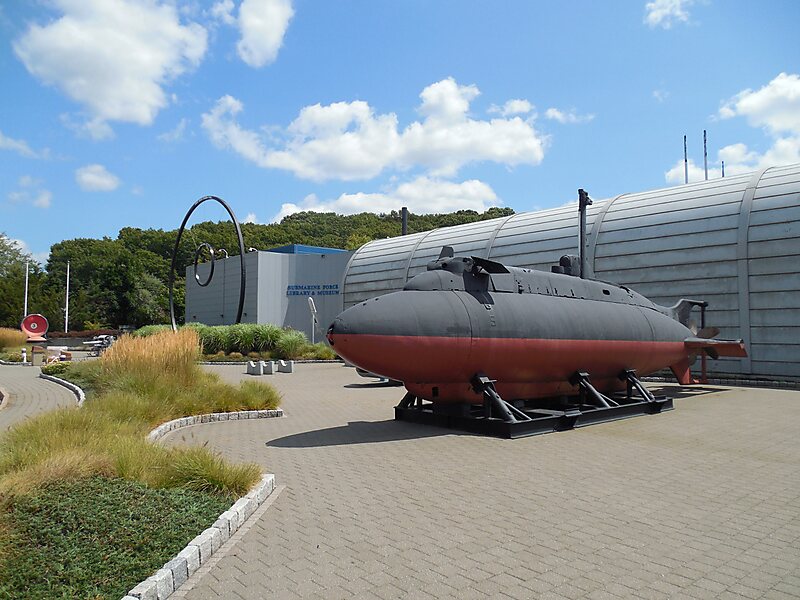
[0,329,281,599]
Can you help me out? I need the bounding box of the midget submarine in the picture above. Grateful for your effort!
[327,247,747,418]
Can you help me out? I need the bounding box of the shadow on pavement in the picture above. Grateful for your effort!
[266,419,468,448]
[648,385,722,400]
[343,381,404,389]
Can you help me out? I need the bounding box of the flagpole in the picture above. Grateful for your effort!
[23,260,29,319]
[65,261,70,333]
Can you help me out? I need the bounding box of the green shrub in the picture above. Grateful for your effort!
[40,362,71,376]
[274,329,308,359]
[3,353,23,363]
[252,324,282,352]
[228,352,243,360]
[227,324,256,354]
[198,326,225,354]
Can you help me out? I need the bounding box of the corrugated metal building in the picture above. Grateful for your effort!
[342,163,800,378]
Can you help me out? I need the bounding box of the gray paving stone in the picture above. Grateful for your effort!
[157,363,800,600]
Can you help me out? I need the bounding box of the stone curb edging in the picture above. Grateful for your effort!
[122,473,276,600]
[129,411,283,599]
[147,408,284,442]
[642,375,800,390]
[0,360,33,366]
[199,359,342,366]
[38,372,86,406]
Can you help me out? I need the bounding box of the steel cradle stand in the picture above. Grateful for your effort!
[394,369,673,439]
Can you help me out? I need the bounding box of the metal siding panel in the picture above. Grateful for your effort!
[750,291,800,310]
[750,344,800,363]
[751,309,800,327]
[748,255,800,276]
[749,206,800,227]
[748,239,800,259]
[604,193,744,222]
[749,273,800,292]
[747,220,800,242]
[596,262,738,283]
[596,230,737,258]
[750,327,800,344]
[598,203,741,233]
[749,193,800,213]
[598,215,739,243]
[752,361,800,377]
[595,245,735,270]
[628,277,738,297]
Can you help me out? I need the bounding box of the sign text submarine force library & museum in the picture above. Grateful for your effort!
[286,284,340,297]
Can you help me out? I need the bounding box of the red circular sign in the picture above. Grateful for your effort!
[21,314,49,337]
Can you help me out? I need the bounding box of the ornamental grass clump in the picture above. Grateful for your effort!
[253,324,282,352]
[102,327,200,386]
[0,328,26,351]
[0,327,280,502]
[274,329,308,359]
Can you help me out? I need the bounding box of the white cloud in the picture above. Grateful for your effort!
[158,118,189,143]
[210,0,236,25]
[718,72,800,135]
[202,95,273,165]
[0,130,48,158]
[10,238,50,265]
[644,0,693,29]
[544,107,594,124]
[202,78,546,181]
[652,89,669,103]
[13,0,207,136]
[488,99,534,117]
[666,72,800,184]
[32,190,52,208]
[236,0,294,68]
[272,177,499,222]
[75,164,121,191]
[7,176,52,208]
[243,212,258,223]
[665,139,800,184]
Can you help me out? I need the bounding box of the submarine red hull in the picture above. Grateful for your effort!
[327,289,696,404]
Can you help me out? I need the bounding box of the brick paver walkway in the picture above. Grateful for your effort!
[0,365,76,430]
[165,363,800,599]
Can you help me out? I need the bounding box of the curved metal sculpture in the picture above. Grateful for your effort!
[168,196,247,331]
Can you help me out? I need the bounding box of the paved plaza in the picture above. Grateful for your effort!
[0,365,76,430]
[162,364,800,600]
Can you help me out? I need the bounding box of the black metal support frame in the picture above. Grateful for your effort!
[395,369,672,439]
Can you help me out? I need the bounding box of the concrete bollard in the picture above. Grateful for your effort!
[277,360,294,373]
[262,360,275,374]
[246,361,263,376]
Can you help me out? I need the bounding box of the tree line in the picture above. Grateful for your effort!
[0,207,513,331]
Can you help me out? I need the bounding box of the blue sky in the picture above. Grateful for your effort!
[1,0,799,264]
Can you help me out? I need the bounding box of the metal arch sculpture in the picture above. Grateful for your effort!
[168,196,247,331]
